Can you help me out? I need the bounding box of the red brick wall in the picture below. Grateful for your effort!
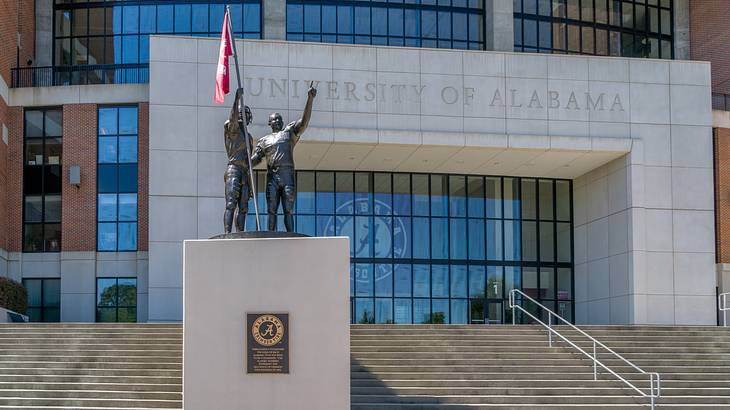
[716,128,730,264]
[6,107,22,252]
[138,103,148,252]
[691,1,730,94]
[61,104,97,252]
[0,98,7,251]
[0,0,35,86]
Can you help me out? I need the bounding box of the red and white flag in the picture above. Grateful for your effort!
[214,9,233,104]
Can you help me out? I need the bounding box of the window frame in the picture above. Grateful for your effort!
[286,0,486,50]
[52,0,264,68]
[249,170,574,325]
[513,0,674,59]
[22,278,61,322]
[96,105,139,252]
[22,108,63,253]
[95,277,138,323]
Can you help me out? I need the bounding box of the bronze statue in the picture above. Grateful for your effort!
[223,88,255,233]
[251,84,317,232]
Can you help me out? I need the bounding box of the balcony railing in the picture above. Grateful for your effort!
[713,93,730,112]
[11,64,149,88]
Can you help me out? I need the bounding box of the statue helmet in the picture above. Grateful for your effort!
[268,112,283,127]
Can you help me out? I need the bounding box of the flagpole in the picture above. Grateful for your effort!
[226,5,261,231]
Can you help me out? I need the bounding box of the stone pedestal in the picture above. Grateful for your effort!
[183,236,350,410]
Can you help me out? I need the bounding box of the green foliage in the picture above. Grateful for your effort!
[0,278,28,315]
[431,312,446,324]
[358,310,374,324]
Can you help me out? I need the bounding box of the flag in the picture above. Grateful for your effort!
[214,9,233,104]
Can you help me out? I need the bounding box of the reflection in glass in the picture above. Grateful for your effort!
[450,265,467,298]
[556,180,570,220]
[467,176,484,217]
[449,175,466,217]
[451,300,468,324]
[374,264,392,297]
[522,221,537,261]
[487,266,503,299]
[541,267,555,300]
[413,299,430,324]
[504,220,521,261]
[503,178,519,219]
[355,298,374,323]
[469,265,485,298]
[558,268,572,300]
[521,179,536,219]
[394,264,411,297]
[540,221,555,262]
[450,218,466,260]
[355,263,373,296]
[375,298,393,324]
[413,265,430,297]
[413,217,430,259]
[432,299,449,324]
[394,299,412,323]
[431,218,448,259]
[523,267,538,299]
[431,265,448,298]
[539,180,554,220]
[412,174,429,216]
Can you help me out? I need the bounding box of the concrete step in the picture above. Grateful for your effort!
[0,389,181,400]
[351,351,730,361]
[0,361,181,370]
[0,323,727,409]
[0,368,181,377]
[0,349,181,357]
[0,375,181,384]
[351,405,730,409]
[350,364,730,374]
[0,382,181,392]
[0,355,181,364]
[350,370,728,381]
[350,394,730,405]
[0,397,181,408]
[350,386,730,396]
[350,378,730,389]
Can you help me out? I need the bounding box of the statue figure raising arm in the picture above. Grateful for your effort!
[251,84,317,232]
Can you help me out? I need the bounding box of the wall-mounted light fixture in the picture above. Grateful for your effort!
[69,165,81,187]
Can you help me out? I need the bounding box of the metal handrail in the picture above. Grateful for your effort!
[719,292,730,327]
[508,289,661,409]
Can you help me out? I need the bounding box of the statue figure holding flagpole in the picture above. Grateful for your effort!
[214,5,261,232]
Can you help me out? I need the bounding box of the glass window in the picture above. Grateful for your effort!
[255,170,572,324]
[450,265,467,298]
[97,277,137,323]
[413,264,430,297]
[515,0,674,59]
[53,0,262,80]
[23,279,61,322]
[287,0,484,50]
[23,108,63,252]
[97,106,139,252]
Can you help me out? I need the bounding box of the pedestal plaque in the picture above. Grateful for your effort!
[183,236,350,410]
[246,313,289,374]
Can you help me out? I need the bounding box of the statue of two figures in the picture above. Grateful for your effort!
[223,84,317,234]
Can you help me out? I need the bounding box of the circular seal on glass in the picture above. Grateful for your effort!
[323,198,408,284]
[251,315,284,347]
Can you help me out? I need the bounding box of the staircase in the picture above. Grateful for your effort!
[0,324,728,409]
[0,323,182,409]
[351,325,730,409]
